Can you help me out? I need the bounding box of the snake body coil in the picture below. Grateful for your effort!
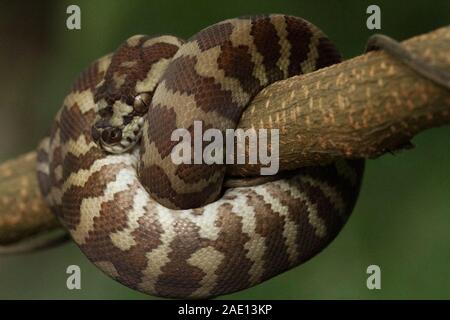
[37,15,364,298]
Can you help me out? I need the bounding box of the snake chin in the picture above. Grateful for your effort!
[100,139,136,154]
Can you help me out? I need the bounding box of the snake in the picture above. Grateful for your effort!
[36,14,364,299]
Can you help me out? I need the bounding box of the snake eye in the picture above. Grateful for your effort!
[102,128,122,144]
[133,93,151,114]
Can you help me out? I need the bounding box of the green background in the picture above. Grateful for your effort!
[0,0,448,299]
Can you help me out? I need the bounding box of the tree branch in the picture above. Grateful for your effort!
[229,25,450,175]
[1,26,449,245]
[0,152,61,245]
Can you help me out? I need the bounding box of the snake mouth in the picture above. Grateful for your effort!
[98,138,137,154]
[91,126,139,154]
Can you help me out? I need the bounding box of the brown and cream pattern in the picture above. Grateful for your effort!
[37,14,364,298]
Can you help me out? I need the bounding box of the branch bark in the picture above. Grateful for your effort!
[0,152,61,245]
[1,26,449,245]
[229,25,450,175]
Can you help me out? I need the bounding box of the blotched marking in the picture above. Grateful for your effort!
[109,187,149,251]
[229,19,268,86]
[228,192,267,284]
[195,45,251,105]
[300,175,346,216]
[253,184,300,263]
[187,246,225,298]
[171,40,251,106]
[135,59,171,92]
[62,155,136,193]
[120,61,137,68]
[186,200,227,241]
[299,25,323,73]
[63,134,96,158]
[277,179,327,238]
[144,35,183,48]
[271,15,291,78]
[151,82,235,129]
[127,35,145,47]
[138,206,176,293]
[113,72,127,89]
[72,167,136,244]
[64,90,95,114]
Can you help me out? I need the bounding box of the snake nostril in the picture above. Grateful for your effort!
[94,119,108,129]
[99,106,113,118]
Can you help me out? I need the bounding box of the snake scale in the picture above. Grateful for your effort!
[36,15,364,298]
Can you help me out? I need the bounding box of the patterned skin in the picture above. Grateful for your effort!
[91,35,184,153]
[37,15,364,299]
[141,15,346,209]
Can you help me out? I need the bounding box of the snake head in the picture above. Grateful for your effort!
[92,92,151,154]
[90,34,182,154]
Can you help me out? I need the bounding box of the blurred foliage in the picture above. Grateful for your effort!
[0,0,449,299]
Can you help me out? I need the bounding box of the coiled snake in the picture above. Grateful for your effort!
[37,15,364,298]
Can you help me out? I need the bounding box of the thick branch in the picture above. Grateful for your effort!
[229,25,450,175]
[0,152,61,244]
[1,26,449,245]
